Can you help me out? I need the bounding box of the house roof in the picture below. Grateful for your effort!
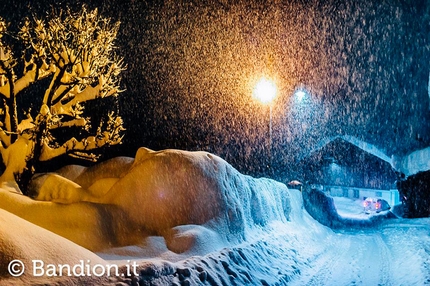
[298,135,391,164]
[297,135,397,189]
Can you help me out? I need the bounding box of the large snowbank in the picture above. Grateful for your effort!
[0,148,291,282]
[0,208,110,285]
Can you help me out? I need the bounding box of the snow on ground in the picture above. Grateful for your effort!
[0,208,110,285]
[1,191,429,285]
[56,193,426,285]
[332,196,368,218]
[2,197,430,285]
[0,149,429,285]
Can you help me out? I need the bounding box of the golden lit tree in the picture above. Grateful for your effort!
[0,6,125,192]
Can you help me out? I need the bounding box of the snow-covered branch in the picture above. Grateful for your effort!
[14,57,55,96]
[0,48,13,99]
[0,127,10,147]
[0,6,125,191]
[49,117,88,130]
[39,115,124,162]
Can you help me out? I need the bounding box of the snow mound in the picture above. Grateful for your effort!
[0,148,291,282]
[117,190,430,286]
[0,208,108,285]
[0,148,291,254]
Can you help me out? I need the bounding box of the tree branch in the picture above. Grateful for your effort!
[43,66,66,106]
[51,76,103,113]
[14,58,54,95]
[39,130,121,162]
[0,82,9,99]
[0,126,10,147]
[49,117,88,129]
[0,60,12,99]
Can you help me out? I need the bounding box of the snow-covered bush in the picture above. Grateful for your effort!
[0,6,125,191]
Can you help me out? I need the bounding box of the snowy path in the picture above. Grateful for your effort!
[287,218,430,286]
[293,230,393,286]
[285,196,430,286]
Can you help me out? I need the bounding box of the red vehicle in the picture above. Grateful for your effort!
[363,197,391,214]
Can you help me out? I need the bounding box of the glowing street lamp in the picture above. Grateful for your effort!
[253,77,277,175]
[294,90,307,103]
[253,78,277,104]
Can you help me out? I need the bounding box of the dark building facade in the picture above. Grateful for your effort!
[297,137,399,205]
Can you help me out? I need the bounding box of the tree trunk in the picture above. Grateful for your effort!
[0,135,34,188]
[5,94,19,144]
[18,118,47,195]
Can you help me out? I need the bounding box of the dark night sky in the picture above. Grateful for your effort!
[1,0,429,178]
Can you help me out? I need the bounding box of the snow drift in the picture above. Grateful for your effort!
[0,208,108,285]
[0,148,291,283]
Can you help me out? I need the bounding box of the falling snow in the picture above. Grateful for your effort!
[0,0,428,178]
[0,0,429,285]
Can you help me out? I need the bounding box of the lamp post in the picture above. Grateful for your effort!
[253,77,277,176]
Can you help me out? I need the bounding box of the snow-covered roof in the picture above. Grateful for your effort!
[391,146,430,177]
[299,135,391,163]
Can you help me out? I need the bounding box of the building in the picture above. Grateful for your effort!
[297,136,400,206]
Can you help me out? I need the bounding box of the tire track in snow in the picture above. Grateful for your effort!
[291,234,354,286]
[381,220,430,285]
[291,230,394,286]
[374,233,392,286]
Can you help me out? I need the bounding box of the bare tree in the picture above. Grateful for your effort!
[0,6,125,192]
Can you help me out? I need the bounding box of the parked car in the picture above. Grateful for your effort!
[363,197,391,214]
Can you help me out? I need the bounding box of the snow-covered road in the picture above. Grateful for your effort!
[295,229,394,285]
[282,197,430,286]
